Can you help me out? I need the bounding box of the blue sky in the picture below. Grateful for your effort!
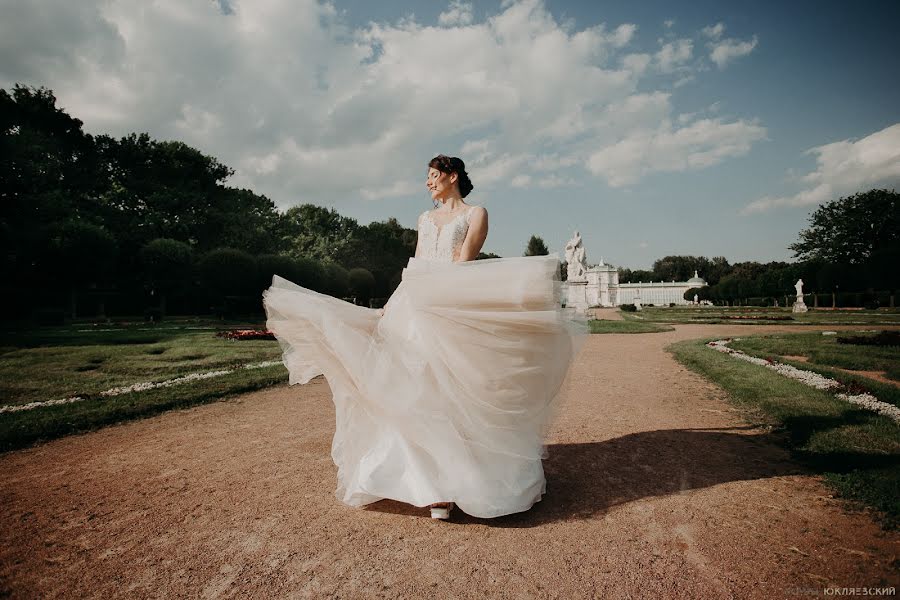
[2,0,898,268]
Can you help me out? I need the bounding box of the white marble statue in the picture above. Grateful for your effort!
[565,230,588,282]
[793,278,808,313]
[693,294,698,304]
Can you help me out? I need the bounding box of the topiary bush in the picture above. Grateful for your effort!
[322,262,351,298]
[198,248,257,296]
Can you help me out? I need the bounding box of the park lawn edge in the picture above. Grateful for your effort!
[728,342,900,410]
[588,319,674,334]
[668,337,900,529]
[0,364,291,454]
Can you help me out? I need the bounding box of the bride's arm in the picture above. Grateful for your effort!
[457,207,488,262]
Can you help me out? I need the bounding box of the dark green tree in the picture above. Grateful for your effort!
[280,204,360,264]
[618,268,657,282]
[45,222,118,319]
[139,238,194,316]
[348,267,376,306]
[198,248,257,297]
[524,235,549,256]
[789,189,900,264]
[322,262,351,298]
[0,85,105,293]
[683,287,711,302]
[342,218,416,297]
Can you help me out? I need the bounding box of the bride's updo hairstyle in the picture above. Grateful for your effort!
[429,155,474,198]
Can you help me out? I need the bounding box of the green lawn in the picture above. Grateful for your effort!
[731,330,900,384]
[669,337,900,528]
[634,306,900,326]
[588,319,673,334]
[0,319,289,452]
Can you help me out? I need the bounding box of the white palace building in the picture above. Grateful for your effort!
[564,231,709,310]
[581,261,708,307]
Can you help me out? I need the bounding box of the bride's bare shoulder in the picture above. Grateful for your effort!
[467,204,488,219]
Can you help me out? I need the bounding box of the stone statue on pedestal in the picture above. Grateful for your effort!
[792,278,808,313]
[565,230,587,282]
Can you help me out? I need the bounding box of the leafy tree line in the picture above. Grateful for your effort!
[1,84,419,320]
[4,83,896,320]
[618,189,900,306]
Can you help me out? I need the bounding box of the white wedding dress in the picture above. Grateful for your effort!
[262,205,588,518]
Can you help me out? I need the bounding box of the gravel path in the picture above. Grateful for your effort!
[1,324,897,598]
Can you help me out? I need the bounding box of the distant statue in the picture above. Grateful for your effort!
[693,294,698,304]
[792,279,808,313]
[565,230,587,282]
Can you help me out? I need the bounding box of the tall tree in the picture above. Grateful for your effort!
[280,204,360,264]
[140,238,194,315]
[0,85,105,289]
[618,268,657,282]
[45,222,118,319]
[524,235,549,256]
[789,189,900,264]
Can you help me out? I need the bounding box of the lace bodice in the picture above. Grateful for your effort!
[417,206,476,263]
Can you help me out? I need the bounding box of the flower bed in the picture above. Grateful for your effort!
[215,329,276,341]
[707,339,900,423]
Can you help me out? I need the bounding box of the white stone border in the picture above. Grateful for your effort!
[0,360,283,415]
[707,339,900,424]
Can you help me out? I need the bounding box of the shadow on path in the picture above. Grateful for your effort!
[370,427,805,526]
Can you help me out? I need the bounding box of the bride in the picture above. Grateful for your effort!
[262,154,588,520]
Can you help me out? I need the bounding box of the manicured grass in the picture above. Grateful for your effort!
[669,337,900,528]
[0,363,288,453]
[588,319,673,334]
[0,320,282,406]
[0,319,290,452]
[636,306,900,326]
[729,331,900,383]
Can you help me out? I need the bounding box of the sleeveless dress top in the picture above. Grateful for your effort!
[262,203,589,518]
[417,205,476,262]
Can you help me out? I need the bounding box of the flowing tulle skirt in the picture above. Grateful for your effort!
[262,254,589,518]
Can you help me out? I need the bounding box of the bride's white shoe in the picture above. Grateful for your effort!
[429,502,454,520]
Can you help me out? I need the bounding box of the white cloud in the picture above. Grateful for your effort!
[709,35,758,69]
[0,0,765,207]
[511,174,531,188]
[587,118,767,187]
[702,22,725,40]
[655,38,692,72]
[438,1,473,27]
[361,180,420,200]
[742,123,900,214]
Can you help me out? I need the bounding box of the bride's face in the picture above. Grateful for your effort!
[426,167,457,201]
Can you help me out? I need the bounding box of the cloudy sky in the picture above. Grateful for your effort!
[3,0,899,267]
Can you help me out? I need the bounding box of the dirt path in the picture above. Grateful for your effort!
[1,325,897,598]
